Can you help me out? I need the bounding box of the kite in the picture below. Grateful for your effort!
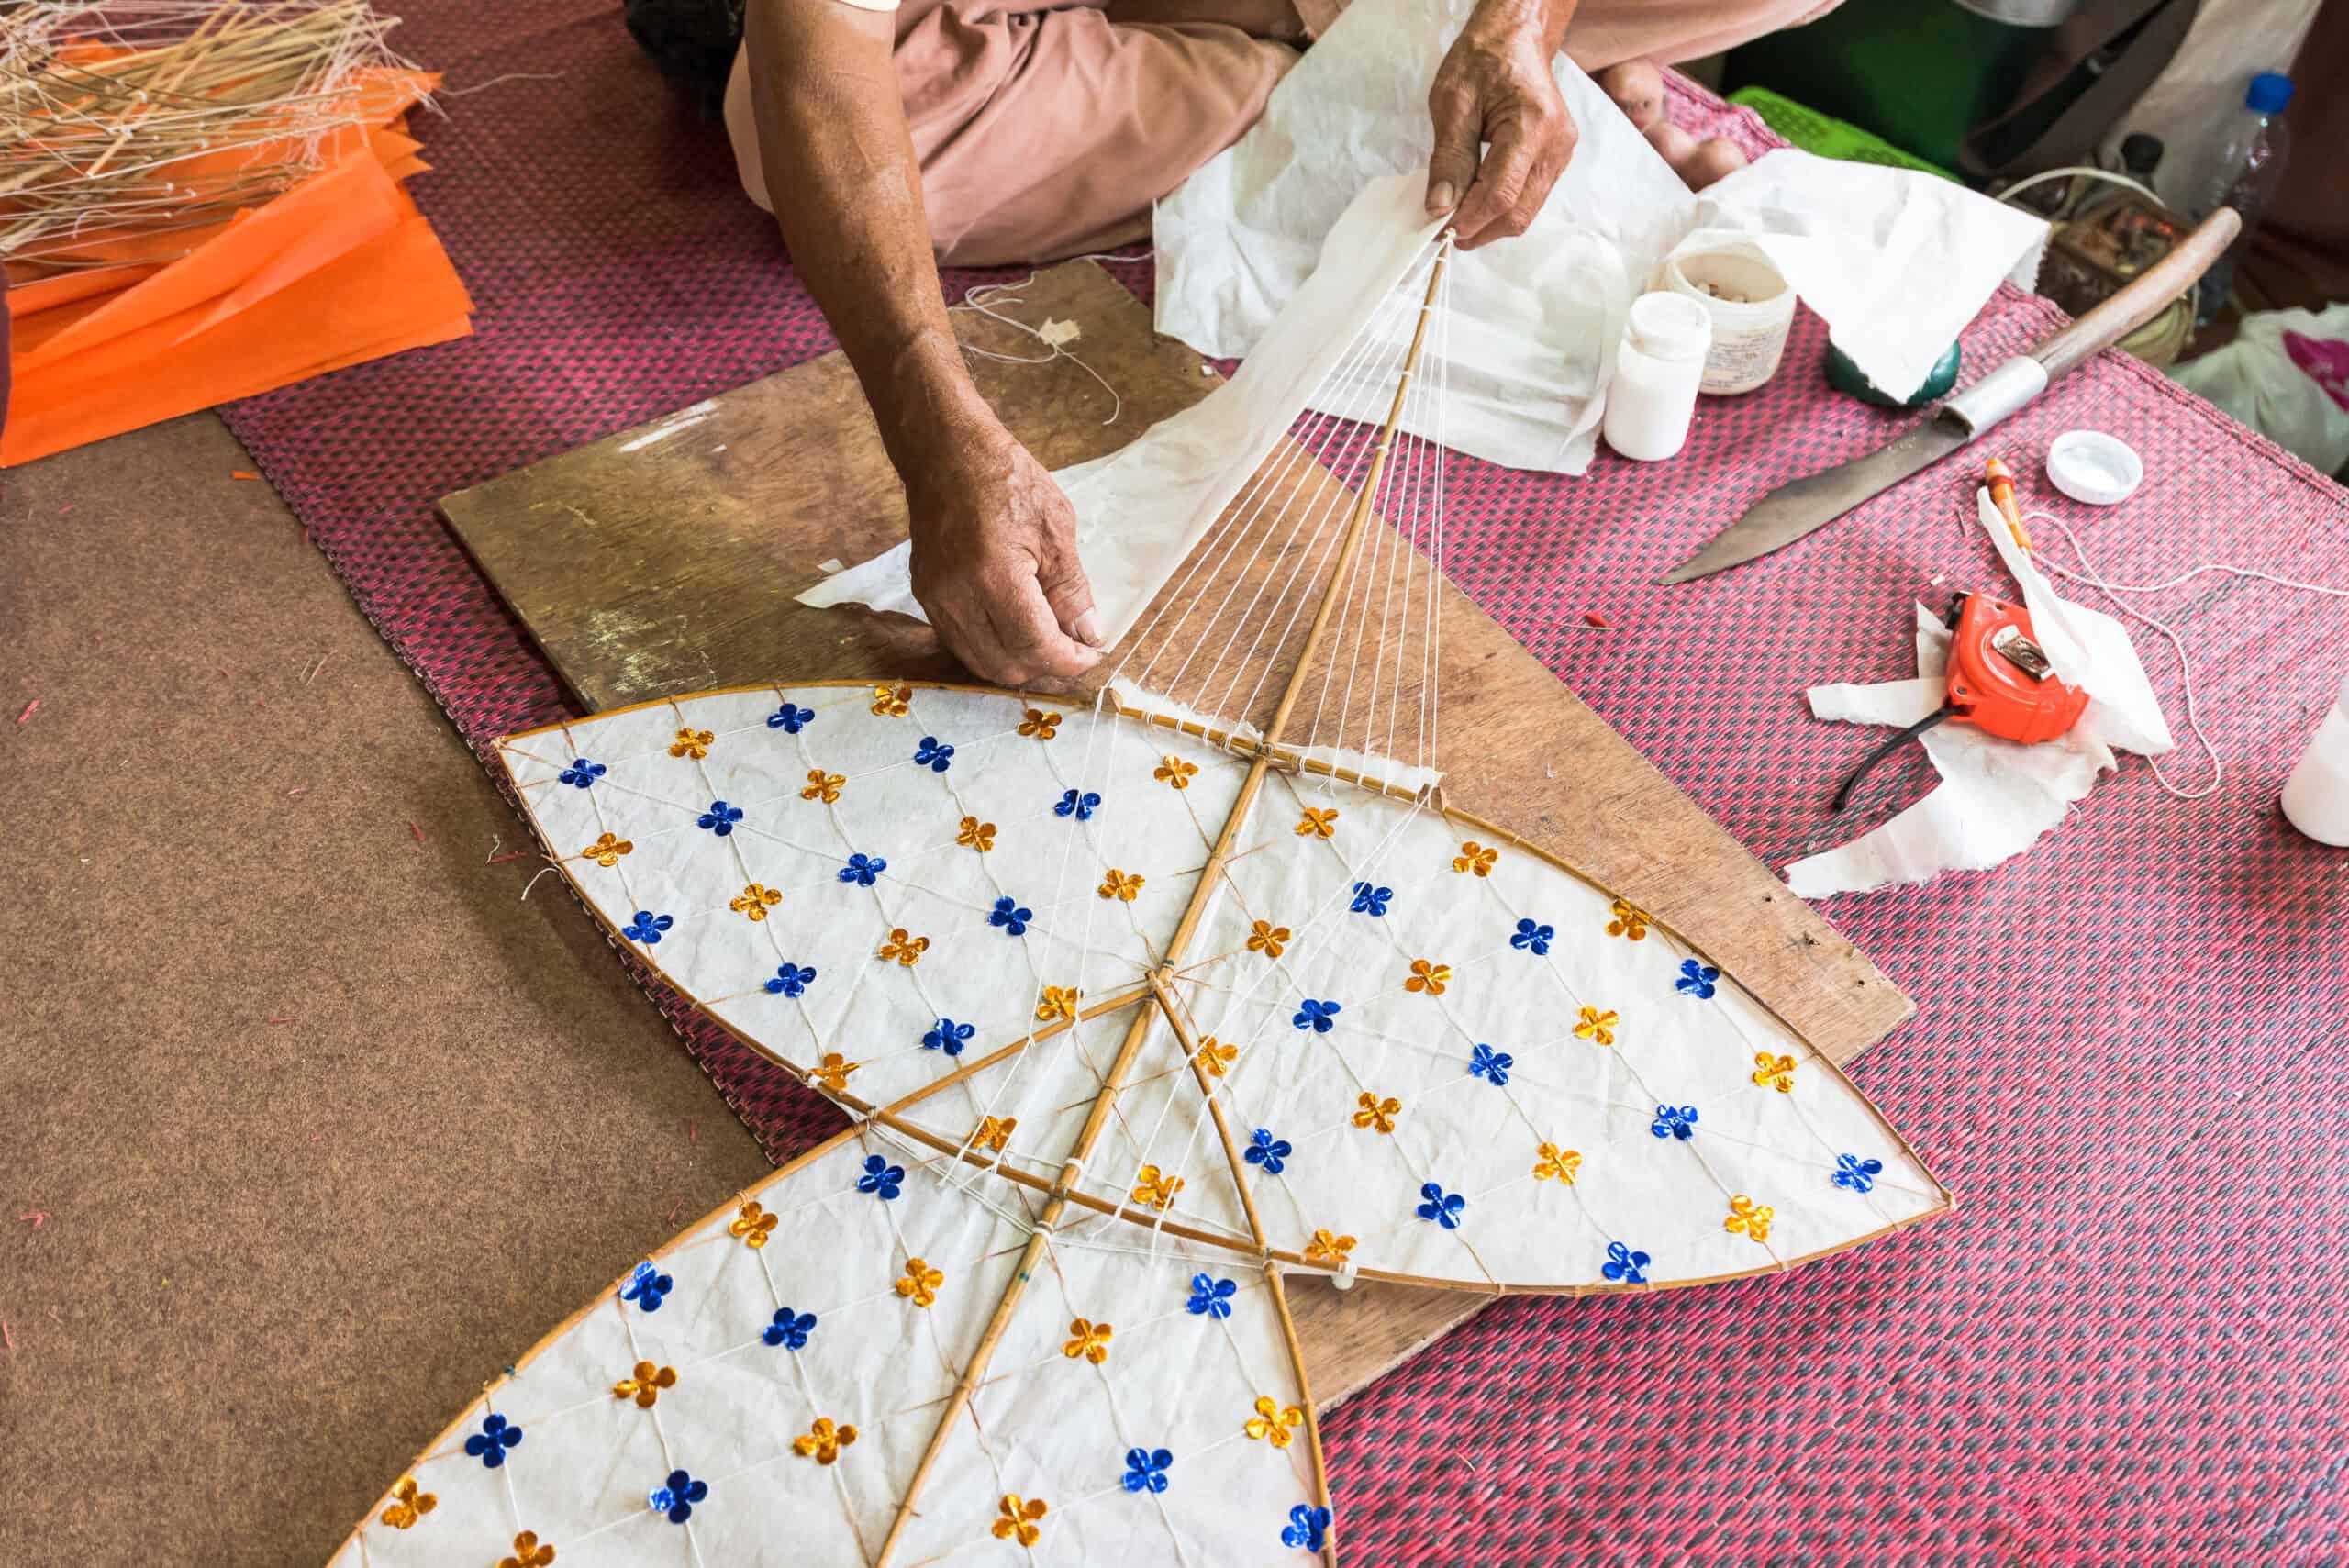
[329,234,1946,1567]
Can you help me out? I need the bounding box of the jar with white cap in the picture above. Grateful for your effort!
[2281,665,2349,846]
[1603,291,1713,462]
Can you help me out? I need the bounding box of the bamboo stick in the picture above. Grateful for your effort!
[870,235,1453,1565]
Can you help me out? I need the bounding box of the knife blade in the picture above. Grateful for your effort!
[1657,411,1969,584]
[1657,205,2244,586]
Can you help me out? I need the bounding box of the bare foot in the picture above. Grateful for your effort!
[1678,136,1749,190]
[1597,58,1664,131]
[1604,58,1750,191]
[1642,117,1748,191]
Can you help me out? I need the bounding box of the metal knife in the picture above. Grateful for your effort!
[1659,205,2243,585]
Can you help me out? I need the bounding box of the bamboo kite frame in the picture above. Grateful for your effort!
[438,229,1949,1566]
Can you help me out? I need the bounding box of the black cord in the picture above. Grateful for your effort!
[1831,705,1956,813]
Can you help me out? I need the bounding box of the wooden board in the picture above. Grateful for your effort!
[440,260,1915,1414]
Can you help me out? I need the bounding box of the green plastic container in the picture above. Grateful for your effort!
[1726,87,1958,183]
[1721,0,2035,177]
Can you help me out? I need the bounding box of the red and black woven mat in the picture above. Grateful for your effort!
[219,4,2349,1560]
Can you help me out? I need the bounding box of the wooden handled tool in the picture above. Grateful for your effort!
[1660,206,2243,584]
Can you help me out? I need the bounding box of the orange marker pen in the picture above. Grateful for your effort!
[1984,457,2032,552]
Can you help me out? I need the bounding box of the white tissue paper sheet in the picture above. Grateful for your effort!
[1783,492,2176,899]
[798,177,1445,646]
[1151,0,2048,473]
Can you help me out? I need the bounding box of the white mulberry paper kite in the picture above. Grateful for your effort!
[331,236,1946,1568]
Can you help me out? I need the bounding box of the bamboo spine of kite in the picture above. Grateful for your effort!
[873,235,1453,1565]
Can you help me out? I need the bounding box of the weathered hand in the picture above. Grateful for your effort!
[905,421,1102,687]
[1424,0,1577,249]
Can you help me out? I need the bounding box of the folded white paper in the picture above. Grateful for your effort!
[1784,492,2176,899]
[1152,0,2048,473]
[798,177,1445,646]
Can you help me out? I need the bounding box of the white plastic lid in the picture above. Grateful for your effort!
[2045,428,2143,506]
[1625,291,1712,362]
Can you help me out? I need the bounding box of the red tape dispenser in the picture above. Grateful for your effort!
[1831,592,2092,810]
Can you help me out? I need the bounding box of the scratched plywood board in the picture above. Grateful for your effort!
[440,261,1914,1411]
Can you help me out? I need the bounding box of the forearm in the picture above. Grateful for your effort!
[742,0,986,476]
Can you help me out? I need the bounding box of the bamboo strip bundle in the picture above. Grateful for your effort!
[0,0,419,261]
[0,1,470,466]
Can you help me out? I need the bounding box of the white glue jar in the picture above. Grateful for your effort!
[1603,291,1712,462]
[2281,665,2349,846]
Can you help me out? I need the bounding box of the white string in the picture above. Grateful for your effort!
[950,275,1127,426]
[1113,272,1403,709]
[1170,273,1423,728]
[1215,247,1446,733]
[2026,507,2349,801]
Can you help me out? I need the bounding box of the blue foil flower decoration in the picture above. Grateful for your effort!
[1510,917,1553,955]
[1676,958,1720,998]
[1121,1447,1174,1495]
[463,1412,522,1469]
[1833,1153,1883,1193]
[1416,1182,1465,1229]
[1602,1240,1651,1284]
[620,1261,673,1311]
[1349,882,1392,917]
[923,1017,975,1056]
[989,895,1032,935]
[838,852,886,886]
[856,1154,905,1200]
[763,1308,816,1350]
[1651,1104,1699,1140]
[766,703,814,733]
[913,736,955,772]
[1283,1505,1332,1551]
[648,1469,707,1524]
[1054,788,1101,820]
[697,799,744,836]
[558,758,606,788]
[764,962,816,997]
[1244,1128,1291,1175]
[621,910,674,945]
[1468,1043,1513,1085]
[1292,997,1341,1032]
[1186,1273,1236,1318]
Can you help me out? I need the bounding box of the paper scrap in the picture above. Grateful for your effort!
[1038,317,1083,348]
[1784,493,2176,899]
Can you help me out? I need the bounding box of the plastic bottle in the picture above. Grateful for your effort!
[2191,72,2292,325]
[1603,292,1712,462]
[2280,666,2349,847]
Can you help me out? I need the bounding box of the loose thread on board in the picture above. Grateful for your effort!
[15,699,39,725]
[2024,508,2349,802]
[950,275,1126,427]
[407,819,426,845]
[520,865,560,902]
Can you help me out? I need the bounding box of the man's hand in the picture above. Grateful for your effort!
[1424,0,1578,249]
[905,423,1102,687]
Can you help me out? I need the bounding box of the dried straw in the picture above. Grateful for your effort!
[0,1,420,262]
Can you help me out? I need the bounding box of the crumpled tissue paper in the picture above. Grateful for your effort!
[1152,0,2049,474]
[1783,491,2176,898]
